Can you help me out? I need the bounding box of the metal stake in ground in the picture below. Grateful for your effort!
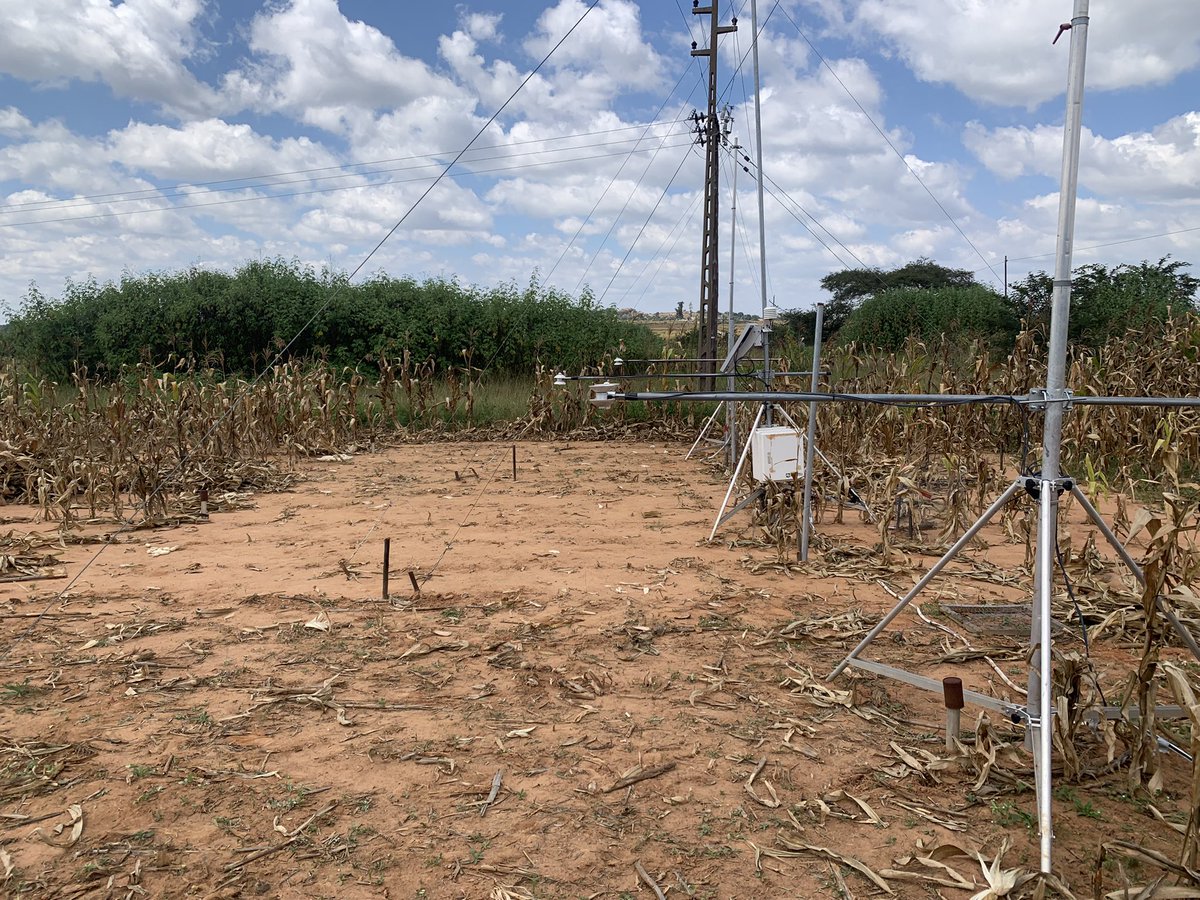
[382,538,391,600]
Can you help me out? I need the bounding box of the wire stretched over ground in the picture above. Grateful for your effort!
[0,0,603,665]
[775,4,1003,287]
[0,118,689,215]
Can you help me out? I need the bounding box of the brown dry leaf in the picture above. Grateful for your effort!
[489,888,536,900]
[0,846,12,880]
[1102,841,1200,886]
[888,837,977,888]
[1102,886,1200,899]
[34,803,83,848]
[969,840,1034,900]
[776,840,893,895]
[889,798,968,832]
[824,790,885,826]
[1148,804,1189,836]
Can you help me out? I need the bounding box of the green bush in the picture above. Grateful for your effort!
[837,285,1019,351]
[1009,257,1199,345]
[0,260,660,378]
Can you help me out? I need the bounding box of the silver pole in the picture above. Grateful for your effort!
[799,302,825,560]
[727,139,741,471]
[1035,484,1056,873]
[1028,0,1090,874]
[827,478,1025,680]
[749,0,771,425]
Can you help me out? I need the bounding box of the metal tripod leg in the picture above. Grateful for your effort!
[1070,483,1200,662]
[709,404,764,542]
[687,403,726,461]
[827,478,1025,680]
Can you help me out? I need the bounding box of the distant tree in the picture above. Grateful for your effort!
[781,257,978,343]
[1009,256,1199,344]
[675,301,685,320]
[838,284,1018,351]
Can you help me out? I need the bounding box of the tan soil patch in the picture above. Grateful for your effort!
[0,439,1191,898]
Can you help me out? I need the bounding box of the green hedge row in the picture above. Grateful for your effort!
[1,259,660,377]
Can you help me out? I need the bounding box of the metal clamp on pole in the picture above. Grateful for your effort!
[588,382,621,408]
[1025,387,1075,411]
[1023,476,1074,500]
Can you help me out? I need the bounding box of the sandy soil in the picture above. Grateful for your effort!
[0,439,1193,899]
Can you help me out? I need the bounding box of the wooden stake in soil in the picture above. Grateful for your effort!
[512,445,517,481]
[408,570,421,595]
[382,538,390,600]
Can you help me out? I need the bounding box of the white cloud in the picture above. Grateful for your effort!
[847,0,1200,108]
[965,112,1200,201]
[441,0,667,128]
[0,0,216,115]
[0,107,33,137]
[222,0,467,133]
[108,119,340,183]
[461,10,503,42]
[524,0,664,94]
[1,1,1197,316]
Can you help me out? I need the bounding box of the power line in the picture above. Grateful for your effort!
[0,139,693,230]
[546,67,699,281]
[619,189,702,304]
[0,118,685,214]
[718,0,780,108]
[0,0,603,664]
[571,132,693,295]
[775,4,1004,287]
[599,142,697,302]
[986,224,1200,272]
[733,150,854,271]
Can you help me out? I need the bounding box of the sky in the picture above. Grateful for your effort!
[0,0,1198,317]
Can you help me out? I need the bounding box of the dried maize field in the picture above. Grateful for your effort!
[3,432,1200,900]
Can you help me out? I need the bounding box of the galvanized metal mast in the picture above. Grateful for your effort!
[1028,0,1090,873]
[691,0,737,390]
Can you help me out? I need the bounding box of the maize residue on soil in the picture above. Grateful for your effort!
[0,440,1192,898]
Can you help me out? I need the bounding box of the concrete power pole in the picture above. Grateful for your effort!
[690,0,737,390]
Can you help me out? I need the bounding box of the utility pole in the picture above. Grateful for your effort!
[726,136,741,471]
[690,0,737,390]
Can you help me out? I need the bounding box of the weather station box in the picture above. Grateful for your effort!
[750,426,806,482]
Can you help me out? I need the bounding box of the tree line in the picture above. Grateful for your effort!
[0,259,661,377]
[781,256,1200,350]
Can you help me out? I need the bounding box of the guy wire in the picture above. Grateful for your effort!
[0,0,602,664]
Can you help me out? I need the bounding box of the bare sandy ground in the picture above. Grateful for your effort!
[0,439,1191,898]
